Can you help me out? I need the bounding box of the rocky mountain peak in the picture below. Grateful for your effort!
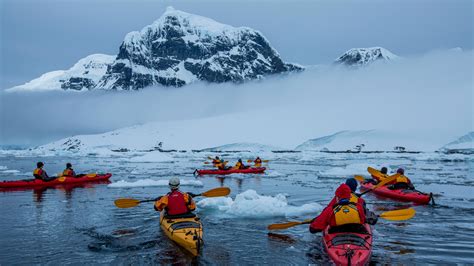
[334,47,399,67]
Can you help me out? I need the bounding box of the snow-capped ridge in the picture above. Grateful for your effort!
[8,54,115,92]
[440,132,474,154]
[296,130,430,152]
[335,47,400,67]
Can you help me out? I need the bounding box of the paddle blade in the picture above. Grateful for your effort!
[367,167,380,176]
[267,219,312,230]
[373,173,400,189]
[201,187,231,197]
[204,162,210,164]
[86,173,97,178]
[354,175,365,182]
[379,208,416,221]
[57,176,66,182]
[114,198,141,208]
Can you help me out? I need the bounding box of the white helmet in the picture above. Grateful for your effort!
[169,177,180,190]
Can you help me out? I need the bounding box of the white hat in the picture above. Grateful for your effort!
[169,177,180,189]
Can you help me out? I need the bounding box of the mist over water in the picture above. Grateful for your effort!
[0,50,472,147]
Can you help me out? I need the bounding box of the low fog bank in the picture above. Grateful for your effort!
[0,49,472,147]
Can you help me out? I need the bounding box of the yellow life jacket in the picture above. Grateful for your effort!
[333,194,361,226]
[62,169,73,176]
[234,162,243,169]
[33,168,42,177]
[396,175,408,183]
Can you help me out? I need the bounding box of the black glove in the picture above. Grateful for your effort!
[366,211,378,225]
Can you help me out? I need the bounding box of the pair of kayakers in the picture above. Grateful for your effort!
[309,178,378,233]
[211,156,262,170]
[367,167,415,190]
[33,162,78,181]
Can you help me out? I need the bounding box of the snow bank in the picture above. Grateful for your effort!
[440,132,474,154]
[129,151,173,163]
[296,130,432,152]
[197,189,322,218]
[108,179,203,188]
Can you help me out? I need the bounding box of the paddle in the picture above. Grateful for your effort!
[267,208,416,230]
[114,187,231,208]
[378,208,416,221]
[355,171,401,196]
[267,219,313,230]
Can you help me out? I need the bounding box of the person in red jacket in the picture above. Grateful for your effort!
[154,177,196,217]
[309,180,375,234]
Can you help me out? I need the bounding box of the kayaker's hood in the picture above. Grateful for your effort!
[335,184,351,199]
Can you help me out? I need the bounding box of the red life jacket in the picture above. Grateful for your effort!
[166,190,189,215]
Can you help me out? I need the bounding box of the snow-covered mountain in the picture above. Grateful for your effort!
[9,7,302,92]
[439,132,474,154]
[295,130,426,152]
[7,54,114,92]
[334,47,399,67]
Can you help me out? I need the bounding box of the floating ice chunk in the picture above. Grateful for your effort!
[198,189,322,218]
[129,151,174,163]
[1,169,20,174]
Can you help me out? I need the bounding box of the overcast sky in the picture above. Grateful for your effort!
[0,0,472,89]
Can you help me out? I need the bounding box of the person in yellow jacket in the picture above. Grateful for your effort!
[389,168,415,190]
[33,162,55,181]
[233,159,248,170]
[62,163,77,177]
[253,157,263,167]
[154,177,196,217]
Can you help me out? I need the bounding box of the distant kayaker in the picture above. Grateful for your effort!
[309,180,377,234]
[233,159,247,170]
[253,157,262,167]
[33,162,55,182]
[388,168,414,190]
[212,156,222,166]
[62,163,77,177]
[154,177,196,217]
[367,166,388,184]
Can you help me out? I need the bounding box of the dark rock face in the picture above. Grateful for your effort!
[61,77,95,90]
[96,7,303,90]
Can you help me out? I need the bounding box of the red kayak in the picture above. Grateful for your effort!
[360,182,432,205]
[323,224,373,266]
[195,167,266,176]
[0,173,112,189]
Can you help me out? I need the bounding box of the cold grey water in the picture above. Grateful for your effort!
[0,151,473,264]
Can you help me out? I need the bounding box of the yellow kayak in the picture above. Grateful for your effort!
[159,212,203,256]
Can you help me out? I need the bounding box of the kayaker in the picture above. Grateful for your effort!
[154,177,196,217]
[388,168,414,190]
[62,163,77,177]
[216,160,230,170]
[309,182,376,234]
[346,178,378,224]
[253,157,262,167]
[366,166,388,184]
[233,159,247,170]
[212,156,222,167]
[33,162,55,182]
